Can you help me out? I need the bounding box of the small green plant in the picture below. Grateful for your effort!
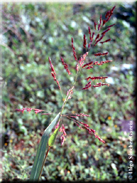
[16,6,116,181]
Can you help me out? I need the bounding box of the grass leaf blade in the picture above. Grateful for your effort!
[30,112,60,180]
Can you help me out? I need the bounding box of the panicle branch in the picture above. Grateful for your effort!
[16,108,52,115]
[71,37,77,61]
[65,114,105,143]
[85,76,108,81]
[49,57,61,90]
[83,34,87,48]
[60,57,71,75]
[82,81,91,90]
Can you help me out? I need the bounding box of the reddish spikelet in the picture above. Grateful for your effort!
[91,32,95,40]
[94,52,108,56]
[60,57,71,75]
[16,108,47,114]
[102,19,107,26]
[111,5,116,12]
[82,81,91,90]
[83,34,87,48]
[71,37,73,43]
[71,37,77,61]
[49,57,56,74]
[34,109,44,114]
[94,34,105,46]
[98,15,102,31]
[93,61,99,65]
[75,122,83,129]
[88,27,92,46]
[88,31,95,48]
[16,108,26,113]
[79,122,90,130]
[95,34,100,42]
[94,21,97,30]
[105,6,115,19]
[59,124,66,136]
[106,23,116,29]
[66,86,74,100]
[92,60,112,66]
[49,57,56,78]
[51,72,56,81]
[103,6,115,27]
[59,124,67,145]
[78,52,88,67]
[89,128,96,133]
[75,113,90,117]
[100,39,111,44]
[86,66,94,70]
[93,82,109,87]
[26,108,33,112]
[103,13,113,26]
[56,80,61,90]
[88,26,91,35]
[55,121,60,129]
[76,63,79,72]
[94,134,105,143]
[105,10,111,18]
[82,61,93,68]
[60,134,65,145]
[49,57,61,90]
[101,28,110,36]
[85,76,108,81]
[100,60,112,64]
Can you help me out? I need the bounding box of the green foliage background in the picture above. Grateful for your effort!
[1,2,136,181]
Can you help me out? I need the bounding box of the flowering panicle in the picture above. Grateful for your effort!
[17,6,116,146]
[49,57,61,90]
[60,57,71,75]
[71,37,77,61]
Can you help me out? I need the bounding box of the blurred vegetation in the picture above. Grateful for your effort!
[1,2,136,181]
